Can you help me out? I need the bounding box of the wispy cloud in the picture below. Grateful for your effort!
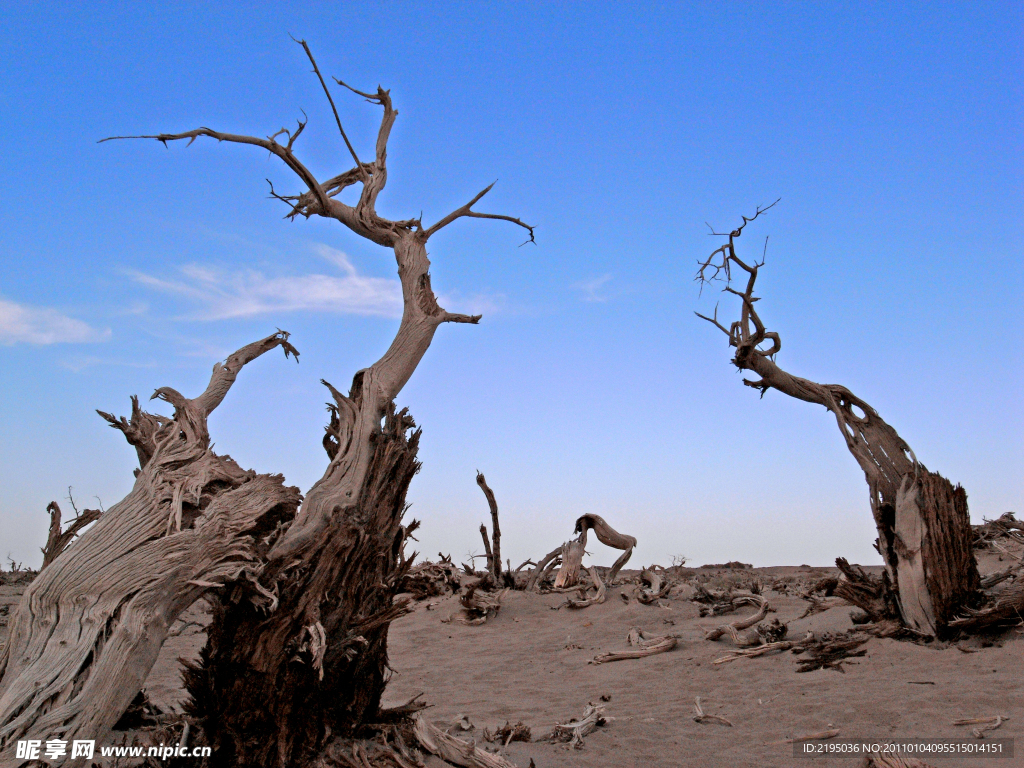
[129,244,403,320]
[0,298,110,345]
[572,274,613,302]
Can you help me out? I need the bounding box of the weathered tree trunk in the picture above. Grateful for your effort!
[0,42,533,768]
[40,501,102,571]
[475,471,502,585]
[184,403,421,765]
[0,333,302,756]
[696,205,979,636]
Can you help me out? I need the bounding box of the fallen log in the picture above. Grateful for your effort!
[549,704,607,749]
[413,713,519,768]
[702,594,771,645]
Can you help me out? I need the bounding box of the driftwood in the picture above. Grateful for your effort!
[702,594,771,645]
[413,714,519,768]
[562,566,607,609]
[636,568,672,605]
[696,206,980,637]
[549,704,607,748]
[692,697,732,726]
[952,715,1008,739]
[526,547,562,591]
[591,627,678,664]
[483,721,531,747]
[551,513,636,589]
[863,757,936,768]
[949,580,1024,632]
[453,585,508,625]
[40,500,102,571]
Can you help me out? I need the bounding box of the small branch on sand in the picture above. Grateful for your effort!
[952,715,1009,739]
[766,729,840,745]
[692,697,732,726]
[591,627,678,664]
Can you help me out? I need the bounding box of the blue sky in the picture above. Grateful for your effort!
[1,3,1021,569]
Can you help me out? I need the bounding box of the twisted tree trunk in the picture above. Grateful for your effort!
[696,205,979,636]
[2,41,532,768]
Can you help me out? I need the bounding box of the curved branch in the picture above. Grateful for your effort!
[423,182,536,245]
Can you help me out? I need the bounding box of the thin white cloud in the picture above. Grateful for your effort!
[129,244,403,320]
[572,274,613,302]
[0,298,110,345]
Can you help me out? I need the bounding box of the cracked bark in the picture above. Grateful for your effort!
[695,205,979,636]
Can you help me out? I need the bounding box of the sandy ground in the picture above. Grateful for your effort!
[2,551,1020,768]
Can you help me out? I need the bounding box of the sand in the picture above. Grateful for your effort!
[1,549,1019,768]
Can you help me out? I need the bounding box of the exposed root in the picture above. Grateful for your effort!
[482,721,531,747]
[794,633,869,673]
[636,568,672,605]
[401,559,462,599]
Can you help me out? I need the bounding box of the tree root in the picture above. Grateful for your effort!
[636,568,672,605]
[952,715,1008,739]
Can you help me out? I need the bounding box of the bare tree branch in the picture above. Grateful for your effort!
[423,182,536,245]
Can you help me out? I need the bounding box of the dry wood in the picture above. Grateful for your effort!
[563,566,607,609]
[948,580,1024,632]
[636,567,672,605]
[702,594,770,643]
[0,332,302,751]
[40,500,102,570]
[574,514,636,583]
[457,585,508,625]
[864,757,937,768]
[591,627,678,664]
[692,697,732,726]
[412,714,519,768]
[767,729,840,744]
[952,714,1008,738]
[475,472,503,585]
[696,207,980,636]
[795,633,869,673]
[526,547,562,592]
[554,534,587,589]
[550,704,607,748]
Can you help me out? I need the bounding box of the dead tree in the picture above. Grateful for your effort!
[0,41,532,768]
[695,204,979,637]
[475,471,503,585]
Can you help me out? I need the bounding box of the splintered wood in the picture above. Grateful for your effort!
[591,627,678,664]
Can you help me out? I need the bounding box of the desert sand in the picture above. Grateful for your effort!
[2,546,1019,768]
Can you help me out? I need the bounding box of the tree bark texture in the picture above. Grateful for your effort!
[0,333,301,758]
[696,206,979,635]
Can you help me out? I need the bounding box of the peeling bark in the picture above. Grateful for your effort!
[696,206,979,635]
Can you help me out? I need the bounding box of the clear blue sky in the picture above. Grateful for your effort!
[1,3,1021,569]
